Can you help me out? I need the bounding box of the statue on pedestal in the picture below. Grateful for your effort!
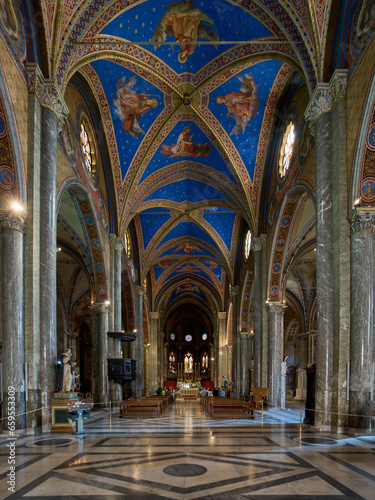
[56,348,76,392]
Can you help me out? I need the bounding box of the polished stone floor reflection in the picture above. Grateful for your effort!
[1,398,375,499]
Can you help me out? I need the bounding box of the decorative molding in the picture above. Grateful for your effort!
[0,211,26,233]
[304,83,331,135]
[266,302,287,315]
[348,207,375,235]
[90,303,109,314]
[26,64,69,129]
[330,69,348,105]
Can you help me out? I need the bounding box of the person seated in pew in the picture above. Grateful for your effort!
[200,387,208,397]
[261,392,268,410]
[161,388,166,396]
[213,387,219,396]
[156,387,162,395]
[207,389,213,396]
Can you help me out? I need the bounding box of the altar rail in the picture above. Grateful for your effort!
[201,396,255,419]
[119,395,173,418]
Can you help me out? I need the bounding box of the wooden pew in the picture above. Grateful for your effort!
[202,396,255,419]
[119,394,173,418]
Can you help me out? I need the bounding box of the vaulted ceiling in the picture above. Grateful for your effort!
[49,0,325,318]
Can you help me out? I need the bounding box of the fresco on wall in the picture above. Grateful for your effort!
[0,167,14,189]
[113,76,159,140]
[361,179,375,201]
[152,0,219,64]
[0,0,18,39]
[161,126,211,158]
[216,74,259,136]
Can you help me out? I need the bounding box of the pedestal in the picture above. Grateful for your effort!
[51,392,79,433]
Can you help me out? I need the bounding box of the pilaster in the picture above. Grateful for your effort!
[252,237,263,387]
[91,303,109,407]
[134,285,145,398]
[230,285,239,397]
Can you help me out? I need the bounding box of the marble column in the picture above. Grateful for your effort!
[331,70,350,431]
[0,211,26,429]
[348,208,374,429]
[26,65,69,428]
[299,332,308,369]
[157,332,164,387]
[213,332,219,387]
[240,332,251,398]
[149,312,159,394]
[217,312,227,386]
[113,236,123,402]
[267,302,286,408]
[252,237,263,387]
[226,345,233,391]
[91,303,109,407]
[260,235,268,387]
[230,286,240,397]
[134,285,144,398]
[305,84,334,429]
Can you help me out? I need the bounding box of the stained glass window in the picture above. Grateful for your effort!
[170,333,175,340]
[184,353,193,373]
[201,353,208,371]
[80,122,92,173]
[169,352,176,372]
[279,121,295,178]
[245,230,251,260]
[202,333,207,340]
[185,334,192,342]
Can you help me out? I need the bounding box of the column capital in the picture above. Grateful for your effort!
[266,302,287,315]
[239,331,251,338]
[304,83,331,135]
[149,312,159,320]
[0,210,26,233]
[135,285,145,296]
[230,285,239,297]
[330,69,348,105]
[252,237,262,252]
[26,64,68,129]
[110,233,124,252]
[91,302,110,314]
[218,311,227,320]
[157,331,165,337]
[213,332,219,338]
[348,207,375,235]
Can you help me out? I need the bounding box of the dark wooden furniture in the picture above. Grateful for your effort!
[201,396,255,419]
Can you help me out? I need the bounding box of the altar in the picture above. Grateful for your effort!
[176,381,200,399]
[179,387,199,398]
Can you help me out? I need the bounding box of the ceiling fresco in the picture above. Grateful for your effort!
[45,0,325,317]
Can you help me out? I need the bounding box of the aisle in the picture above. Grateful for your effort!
[0,399,374,499]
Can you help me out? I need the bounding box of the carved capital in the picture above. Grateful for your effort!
[149,312,159,320]
[135,285,145,296]
[114,237,124,253]
[90,302,109,314]
[304,83,331,136]
[348,207,375,235]
[266,302,287,315]
[218,312,227,320]
[27,64,69,130]
[251,237,262,252]
[330,69,348,105]
[230,285,239,297]
[239,331,251,338]
[260,234,267,247]
[0,210,26,233]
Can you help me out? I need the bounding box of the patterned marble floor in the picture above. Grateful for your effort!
[1,398,375,499]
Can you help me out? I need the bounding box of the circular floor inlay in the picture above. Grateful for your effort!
[300,437,336,445]
[163,464,207,477]
[34,439,73,446]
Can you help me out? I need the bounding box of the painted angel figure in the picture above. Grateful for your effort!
[113,76,158,139]
[152,0,219,63]
[216,73,259,136]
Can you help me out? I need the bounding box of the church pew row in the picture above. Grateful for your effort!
[119,395,173,418]
[201,396,255,419]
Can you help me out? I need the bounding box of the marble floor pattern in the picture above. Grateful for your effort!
[1,399,375,499]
